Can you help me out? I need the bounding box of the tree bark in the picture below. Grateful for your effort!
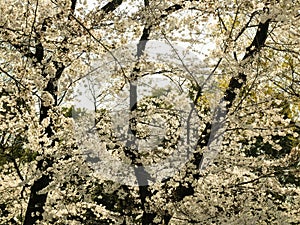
[168,17,271,202]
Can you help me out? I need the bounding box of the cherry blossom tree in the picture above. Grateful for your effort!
[0,0,299,224]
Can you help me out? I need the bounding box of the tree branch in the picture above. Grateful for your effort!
[101,0,123,14]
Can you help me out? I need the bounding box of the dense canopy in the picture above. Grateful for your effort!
[0,0,299,224]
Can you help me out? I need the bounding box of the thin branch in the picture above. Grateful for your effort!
[28,0,39,49]
[228,4,240,39]
[10,156,25,182]
[227,172,276,188]
[0,67,42,101]
[70,14,128,80]
[234,11,258,42]
[217,9,227,32]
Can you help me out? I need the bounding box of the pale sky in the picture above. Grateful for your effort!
[73,0,215,111]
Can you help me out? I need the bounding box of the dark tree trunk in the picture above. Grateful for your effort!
[23,61,65,224]
[167,17,271,203]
